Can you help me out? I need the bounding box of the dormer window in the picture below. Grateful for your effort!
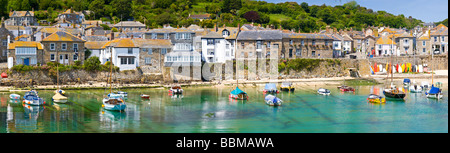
[222,30,230,37]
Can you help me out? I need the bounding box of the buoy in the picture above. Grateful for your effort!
[102,104,104,107]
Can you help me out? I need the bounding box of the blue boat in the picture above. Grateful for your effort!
[263,83,279,93]
[102,97,126,111]
[229,87,248,100]
[425,85,443,99]
[265,95,282,106]
[23,90,45,106]
[403,78,411,86]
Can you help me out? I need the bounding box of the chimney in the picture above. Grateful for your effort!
[333,27,337,34]
[214,23,217,32]
[350,27,353,33]
[1,17,4,28]
[7,35,10,49]
[41,34,44,41]
[131,34,134,39]
[237,23,240,33]
[326,26,330,34]
[111,32,114,40]
[91,29,95,36]
[223,24,226,28]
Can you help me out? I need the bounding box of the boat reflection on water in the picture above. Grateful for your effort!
[169,93,184,99]
[23,104,45,120]
[9,99,22,105]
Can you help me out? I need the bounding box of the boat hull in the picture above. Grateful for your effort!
[426,94,443,99]
[280,87,295,91]
[383,91,406,99]
[102,98,126,111]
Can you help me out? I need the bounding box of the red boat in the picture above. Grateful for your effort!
[340,86,355,92]
[140,94,150,99]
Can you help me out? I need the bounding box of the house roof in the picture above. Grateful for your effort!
[189,14,211,19]
[101,38,136,48]
[84,36,109,41]
[282,33,333,40]
[376,36,396,45]
[217,27,240,39]
[237,30,282,40]
[85,41,108,50]
[201,31,224,39]
[8,41,43,50]
[9,11,34,17]
[430,24,448,36]
[39,27,59,34]
[113,21,146,27]
[132,39,172,48]
[42,31,85,42]
[82,20,102,25]
[61,9,81,15]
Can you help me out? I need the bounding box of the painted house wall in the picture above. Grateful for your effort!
[201,38,231,63]
[111,47,140,71]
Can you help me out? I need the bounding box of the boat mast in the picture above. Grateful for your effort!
[57,62,59,90]
[391,35,394,84]
[109,47,113,94]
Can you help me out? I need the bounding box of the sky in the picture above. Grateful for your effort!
[265,0,448,23]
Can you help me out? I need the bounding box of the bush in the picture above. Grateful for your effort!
[83,56,101,71]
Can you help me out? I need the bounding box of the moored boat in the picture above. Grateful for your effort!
[263,83,279,94]
[403,78,411,87]
[23,90,45,106]
[409,84,423,93]
[52,92,68,103]
[117,91,128,97]
[340,86,355,92]
[265,94,282,106]
[280,82,295,91]
[9,94,20,100]
[140,94,150,99]
[169,85,183,94]
[317,88,331,95]
[102,97,126,111]
[229,87,248,100]
[383,87,406,99]
[425,85,443,99]
[367,94,386,103]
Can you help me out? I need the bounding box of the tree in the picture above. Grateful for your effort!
[300,2,309,13]
[222,0,242,13]
[243,11,259,23]
[83,56,101,71]
[89,0,105,19]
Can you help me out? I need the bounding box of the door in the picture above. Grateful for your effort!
[24,58,30,66]
[65,54,69,65]
[59,55,64,64]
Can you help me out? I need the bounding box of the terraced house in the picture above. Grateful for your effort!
[41,31,86,65]
[1,18,14,62]
[236,30,283,59]
[430,24,448,54]
[281,32,334,59]
[6,10,38,26]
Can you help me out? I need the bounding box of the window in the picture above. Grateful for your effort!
[423,48,426,53]
[152,33,157,39]
[301,40,304,45]
[73,54,78,61]
[50,43,55,50]
[50,54,55,61]
[241,42,245,49]
[2,40,6,46]
[128,48,133,54]
[73,43,78,52]
[378,45,382,49]
[62,43,67,50]
[249,52,253,57]
[16,47,36,55]
[267,41,271,48]
[256,41,262,49]
[207,39,214,45]
[434,37,437,42]
[207,49,214,55]
[273,44,279,49]
[120,57,127,64]
[325,40,328,46]
[128,57,134,64]
[164,33,169,39]
[312,40,316,45]
[222,30,229,36]
[145,57,152,64]
[161,48,167,55]
[404,39,408,44]
[147,48,153,55]
[423,41,426,46]
[296,49,301,57]
[312,51,316,56]
[226,44,230,49]
[289,40,293,45]
[442,36,445,42]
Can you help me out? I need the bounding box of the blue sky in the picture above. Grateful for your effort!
[264,0,448,23]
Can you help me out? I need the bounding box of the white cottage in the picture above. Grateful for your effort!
[100,38,139,71]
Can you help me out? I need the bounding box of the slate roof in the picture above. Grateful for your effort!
[237,30,282,40]
[42,31,85,42]
[9,11,34,17]
[430,24,448,36]
[85,41,108,50]
[132,39,172,48]
[282,33,333,40]
[84,36,109,41]
[113,21,146,27]
[201,31,224,39]
[101,38,136,48]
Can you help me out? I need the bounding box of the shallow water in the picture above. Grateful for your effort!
[0,85,447,133]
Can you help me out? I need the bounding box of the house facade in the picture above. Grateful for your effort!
[113,21,146,32]
[430,24,448,54]
[133,39,172,74]
[1,19,15,62]
[57,9,85,25]
[41,31,86,65]
[6,10,38,26]
[281,33,334,59]
[100,39,139,71]
[375,36,398,56]
[201,32,232,63]
[7,41,44,68]
[236,30,283,60]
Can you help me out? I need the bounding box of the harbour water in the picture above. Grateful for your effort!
[0,85,447,133]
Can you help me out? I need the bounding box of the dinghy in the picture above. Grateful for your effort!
[9,94,20,100]
[265,94,282,106]
[367,94,386,103]
[169,85,183,94]
[229,87,248,100]
[52,92,68,103]
[317,88,331,95]
[403,78,411,87]
[102,97,126,111]
[140,94,150,99]
[425,85,443,99]
[409,84,423,93]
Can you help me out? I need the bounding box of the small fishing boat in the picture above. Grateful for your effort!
[367,94,386,103]
[229,87,248,100]
[23,90,45,106]
[140,94,150,99]
[280,82,295,91]
[383,86,406,99]
[340,86,355,92]
[317,88,331,95]
[425,85,443,99]
[102,97,126,111]
[263,83,279,94]
[117,91,128,97]
[403,78,411,87]
[409,84,423,93]
[169,85,183,94]
[52,92,68,103]
[265,94,282,106]
[9,94,20,100]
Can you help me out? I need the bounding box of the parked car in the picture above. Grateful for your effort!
[433,49,441,55]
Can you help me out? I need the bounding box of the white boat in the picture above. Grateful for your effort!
[117,91,128,97]
[317,88,331,95]
[426,86,443,99]
[421,81,430,90]
[169,85,183,94]
[102,97,126,111]
[23,90,45,106]
[265,95,282,106]
[409,84,423,93]
[9,94,20,100]
[52,92,68,103]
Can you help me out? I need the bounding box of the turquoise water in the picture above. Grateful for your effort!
[0,85,447,133]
